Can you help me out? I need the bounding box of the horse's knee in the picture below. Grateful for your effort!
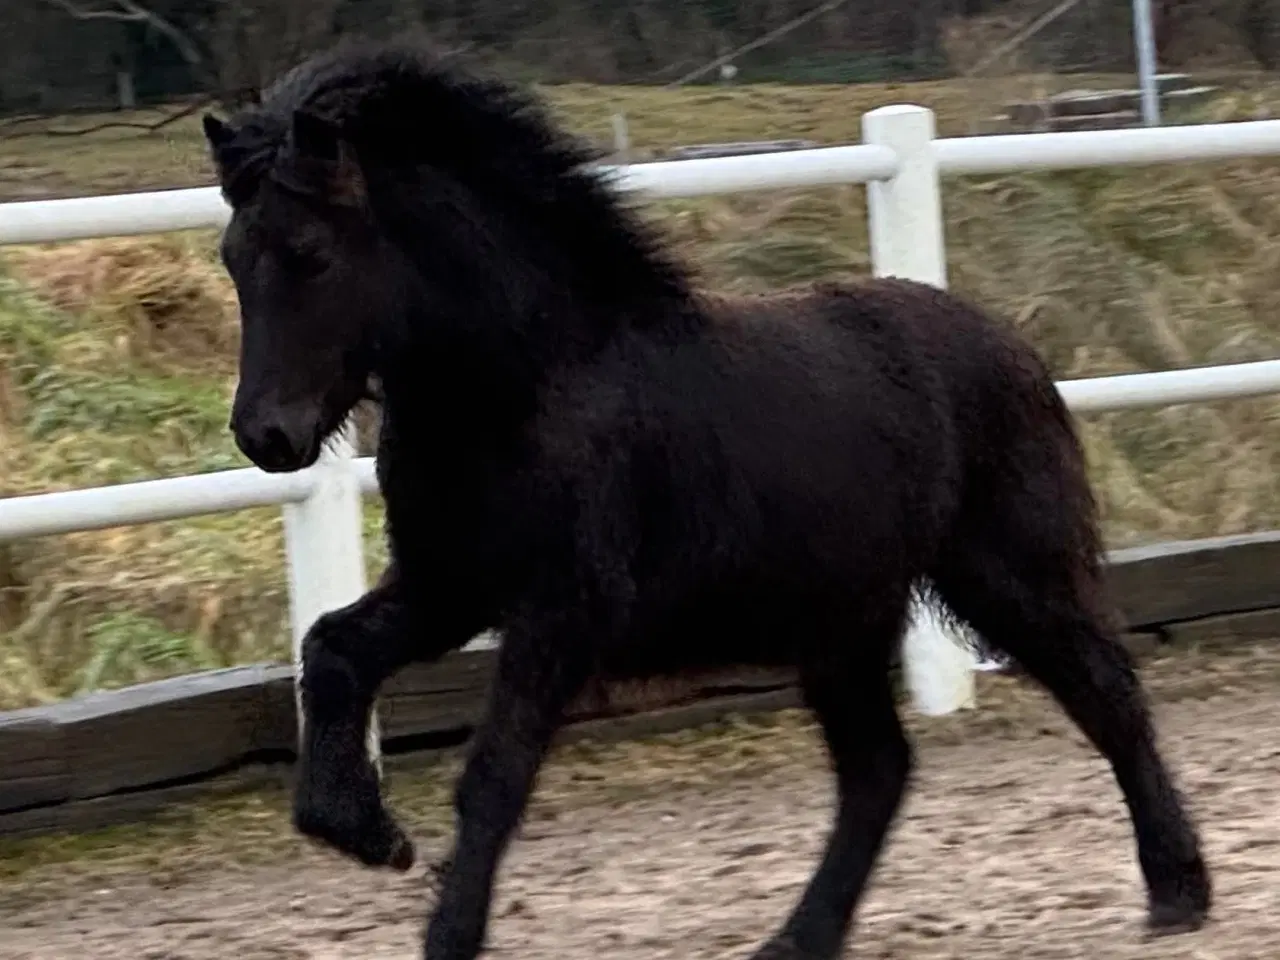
[299,611,372,713]
[292,609,414,870]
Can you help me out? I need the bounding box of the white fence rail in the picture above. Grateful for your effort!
[4,104,1280,732]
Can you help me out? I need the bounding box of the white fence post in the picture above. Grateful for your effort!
[862,104,977,716]
[282,420,381,771]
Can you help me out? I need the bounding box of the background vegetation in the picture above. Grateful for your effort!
[2,73,1279,708]
[7,0,1280,113]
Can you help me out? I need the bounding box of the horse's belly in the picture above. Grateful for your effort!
[598,580,821,679]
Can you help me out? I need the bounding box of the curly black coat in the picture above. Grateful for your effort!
[202,37,1210,960]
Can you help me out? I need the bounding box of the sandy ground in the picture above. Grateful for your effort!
[3,647,1280,960]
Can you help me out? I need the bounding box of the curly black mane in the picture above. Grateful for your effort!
[217,39,695,314]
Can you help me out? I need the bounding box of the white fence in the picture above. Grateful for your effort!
[5,104,1280,742]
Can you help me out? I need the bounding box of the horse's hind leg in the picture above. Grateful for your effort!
[930,455,1210,933]
[751,608,911,960]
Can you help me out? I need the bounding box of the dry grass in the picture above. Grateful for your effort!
[1,75,1280,707]
[4,236,238,369]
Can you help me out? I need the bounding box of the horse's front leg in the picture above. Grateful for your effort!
[422,610,595,960]
[294,563,448,870]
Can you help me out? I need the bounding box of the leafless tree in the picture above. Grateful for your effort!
[204,0,343,100]
[36,0,204,72]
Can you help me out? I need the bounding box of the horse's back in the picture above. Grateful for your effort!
[689,277,1023,507]
[706,277,1069,486]
[562,282,971,625]
[628,277,1065,583]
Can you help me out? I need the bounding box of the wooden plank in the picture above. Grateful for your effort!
[662,139,817,160]
[246,650,499,750]
[1049,111,1138,132]
[379,687,804,775]
[1049,89,1137,117]
[0,804,63,837]
[0,713,67,812]
[1163,608,1280,651]
[0,764,288,840]
[1105,532,1280,629]
[0,528,1274,841]
[379,657,797,741]
[54,665,268,799]
[1006,102,1047,127]
[560,688,802,746]
[383,649,497,698]
[380,650,496,740]
[253,664,298,754]
[566,667,798,722]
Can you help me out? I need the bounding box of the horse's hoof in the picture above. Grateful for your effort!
[294,790,416,871]
[746,935,829,960]
[387,828,417,872]
[1146,859,1211,936]
[1146,900,1208,937]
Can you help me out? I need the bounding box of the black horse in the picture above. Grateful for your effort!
[202,38,1211,960]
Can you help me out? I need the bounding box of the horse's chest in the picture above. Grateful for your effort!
[380,466,549,584]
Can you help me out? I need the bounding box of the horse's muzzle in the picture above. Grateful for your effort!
[231,405,323,473]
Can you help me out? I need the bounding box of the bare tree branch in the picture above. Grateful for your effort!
[38,0,204,66]
[962,0,1087,77]
[38,0,144,21]
[0,96,211,138]
[665,0,853,88]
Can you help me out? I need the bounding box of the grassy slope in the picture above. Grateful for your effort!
[1,74,1280,707]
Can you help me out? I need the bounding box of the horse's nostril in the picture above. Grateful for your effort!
[234,415,308,472]
[261,425,294,463]
[252,423,305,471]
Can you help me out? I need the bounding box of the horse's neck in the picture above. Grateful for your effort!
[374,381,543,597]
[375,370,532,482]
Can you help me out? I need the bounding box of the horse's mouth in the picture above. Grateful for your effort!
[233,403,351,473]
[233,372,373,474]
[237,428,323,473]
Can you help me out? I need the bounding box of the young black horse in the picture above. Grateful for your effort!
[202,38,1211,960]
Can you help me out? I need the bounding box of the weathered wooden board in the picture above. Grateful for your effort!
[0,531,1276,839]
[0,714,66,812]
[661,139,817,161]
[1105,532,1280,629]
[380,686,805,776]
[253,664,298,753]
[1002,75,1215,131]
[0,765,289,839]
[1162,607,1280,650]
[56,665,271,799]
[380,650,496,741]
[559,688,803,746]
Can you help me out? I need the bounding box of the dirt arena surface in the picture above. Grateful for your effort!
[3,645,1280,959]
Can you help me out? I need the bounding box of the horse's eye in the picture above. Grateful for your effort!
[277,244,330,279]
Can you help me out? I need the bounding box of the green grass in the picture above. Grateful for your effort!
[1,74,1280,707]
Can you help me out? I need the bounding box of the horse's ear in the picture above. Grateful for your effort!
[289,108,367,211]
[202,114,235,153]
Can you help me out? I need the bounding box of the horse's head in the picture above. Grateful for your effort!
[203,108,406,472]
[205,40,699,472]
